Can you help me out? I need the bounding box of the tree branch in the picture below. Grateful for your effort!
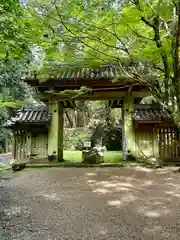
[131,29,154,41]
[47,24,118,65]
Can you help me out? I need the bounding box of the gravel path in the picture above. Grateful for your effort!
[1,167,180,239]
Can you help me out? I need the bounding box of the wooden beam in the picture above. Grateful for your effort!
[39,88,148,101]
[39,91,127,101]
[132,91,149,98]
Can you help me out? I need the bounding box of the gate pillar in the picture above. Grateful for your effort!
[122,93,136,160]
[48,101,64,161]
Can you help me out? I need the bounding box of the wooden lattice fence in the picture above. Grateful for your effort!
[158,127,180,160]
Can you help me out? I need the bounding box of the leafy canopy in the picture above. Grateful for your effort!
[28,0,180,122]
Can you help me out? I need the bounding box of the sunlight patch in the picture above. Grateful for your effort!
[138,204,171,218]
[115,187,130,191]
[86,173,96,176]
[165,191,180,197]
[99,230,107,235]
[87,180,96,183]
[108,200,122,206]
[116,182,133,188]
[103,183,118,188]
[93,188,111,194]
[135,167,152,172]
[144,211,160,218]
[143,180,153,186]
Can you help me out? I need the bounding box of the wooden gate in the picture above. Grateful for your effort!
[31,134,48,159]
[158,127,180,160]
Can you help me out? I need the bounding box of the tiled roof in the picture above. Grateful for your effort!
[6,104,173,128]
[7,106,50,127]
[133,105,172,122]
[28,65,123,81]
[55,65,119,80]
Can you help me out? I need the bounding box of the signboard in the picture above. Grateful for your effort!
[83,141,91,148]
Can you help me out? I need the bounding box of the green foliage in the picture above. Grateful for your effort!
[0,1,45,152]
[26,0,180,123]
[64,128,89,150]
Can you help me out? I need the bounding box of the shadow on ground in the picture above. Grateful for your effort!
[0,167,180,239]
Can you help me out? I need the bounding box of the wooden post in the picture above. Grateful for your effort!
[58,102,64,161]
[48,101,64,162]
[27,132,31,161]
[12,131,16,160]
[122,92,136,160]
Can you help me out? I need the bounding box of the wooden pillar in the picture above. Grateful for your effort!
[12,131,16,160]
[48,102,64,162]
[153,126,159,158]
[27,132,32,161]
[122,92,136,160]
[19,132,23,161]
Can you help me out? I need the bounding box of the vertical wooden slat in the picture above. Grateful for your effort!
[171,128,173,157]
[173,128,176,158]
[42,135,44,158]
[40,135,42,158]
[172,128,175,157]
[164,128,167,158]
[41,135,43,158]
[27,132,31,160]
[170,128,172,157]
[159,128,162,158]
[175,127,178,158]
[22,131,25,161]
[163,127,165,158]
[18,131,21,161]
[20,132,23,161]
[162,127,165,158]
[24,131,27,161]
[15,132,18,160]
[135,131,137,158]
[138,132,140,158]
[160,128,162,158]
[167,128,169,157]
[136,132,140,157]
[167,128,170,157]
[17,131,19,161]
[155,127,159,157]
[178,129,180,160]
[39,135,40,158]
[12,131,16,160]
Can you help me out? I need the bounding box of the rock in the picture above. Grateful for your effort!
[11,162,26,171]
[82,146,104,164]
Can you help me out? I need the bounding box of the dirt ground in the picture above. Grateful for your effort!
[1,167,180,240]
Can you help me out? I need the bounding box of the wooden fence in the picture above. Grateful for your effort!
[158,127,180,160]
[13,131,48,161]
